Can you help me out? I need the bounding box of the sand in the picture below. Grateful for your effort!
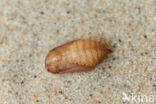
[0,0,156,104]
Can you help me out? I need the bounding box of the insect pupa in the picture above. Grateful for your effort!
[45,39,113,74]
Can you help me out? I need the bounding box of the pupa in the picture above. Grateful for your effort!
[45,39,113,74]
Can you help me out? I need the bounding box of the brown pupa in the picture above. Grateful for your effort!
[45,39,112,74]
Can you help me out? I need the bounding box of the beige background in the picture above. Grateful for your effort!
[0,0,156,104]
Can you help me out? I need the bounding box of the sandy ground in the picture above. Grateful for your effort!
[0,0,156,104]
